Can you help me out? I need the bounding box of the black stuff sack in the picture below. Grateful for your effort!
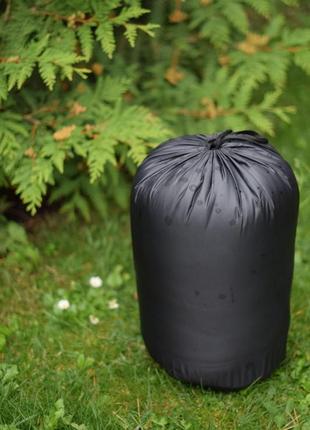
[130,130,299,390]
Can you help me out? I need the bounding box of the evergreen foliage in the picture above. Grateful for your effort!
[0,0,309,219]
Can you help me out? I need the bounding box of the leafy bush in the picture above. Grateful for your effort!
[0,0,309,219]
[0,216,40,271]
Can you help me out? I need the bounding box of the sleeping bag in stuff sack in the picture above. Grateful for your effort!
[130,130,299,390]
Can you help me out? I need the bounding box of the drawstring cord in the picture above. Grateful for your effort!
[209,130,268,149]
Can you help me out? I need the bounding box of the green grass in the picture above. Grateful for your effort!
[0,72,309,430]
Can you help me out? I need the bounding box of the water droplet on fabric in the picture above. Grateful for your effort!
[164,216,172,226]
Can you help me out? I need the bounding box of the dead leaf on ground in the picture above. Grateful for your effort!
[53,125,76,141]
[218,55,230,66]
[0,56,20,63]
[24,147,37,159]
[69,102,87,116]
[165,67,184,85]
[76,83,87,93]
[237,32,270,55]
[247,33,269,47]
[169,9,188,23]
[91,63,104,76]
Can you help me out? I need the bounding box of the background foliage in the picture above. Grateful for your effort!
[0,0,309,222]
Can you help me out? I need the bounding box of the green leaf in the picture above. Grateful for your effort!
[112,6,149,25]
[16,62,35,89]
[244,0,271,17]
[94,76,129,102]
[76,353,95,369]
[136,23,159,38]
[260,90,282,109]
[0,334,6,351]
[55,398,65,414]
[12,158,54,214]
[200,17,230,47]
[222,2,249,34]
[77,25,94,61]
[0,364,18,384]
[124,24,138,47]
[39,62,56,90]
[86,135,116,183]
[273,107,292,123]
[246,109,274,135]
[7,222,28,243]
[0,76,8,101]
[282,28,310,46]
[71,424,88,430]
[266,15,285,38]
[294,50,310,75]
[96,21,115,59]
[266,51,290,87]
[80,180,108,219]
[73,193,91,222]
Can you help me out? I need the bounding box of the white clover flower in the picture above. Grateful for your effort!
[89,315,100,325]
[57,299,70,310]
[89,276,103,288]
[108,299,119,310]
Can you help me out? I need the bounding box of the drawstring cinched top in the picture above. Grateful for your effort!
[209,129,268,149]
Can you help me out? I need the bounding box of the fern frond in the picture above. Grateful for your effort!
[264,51,290,87]
[86,135,117,183]
[282,28,310,46]
[5,62,35,91]
[112,6,149,25]
[12,158,54,214]
[243,0,271,18]
[0,112,27,161]
[124,24,138,47]
[246,109,274,135]
[77,25,94,61]
[96,21,115,59]
[222,2,249,34]
[92,76,130,103]
[0,76,8,101]
[136,23,159,38]
[71,192,91,222]
[272,107,293,123]
[111,105,171,164]
[266,15,285,38]
[259,90,282,109]
[40,140,69,174]
[0,130,21,160]
[200,17,230,48]
[294,50,310,74]
[38,62,57,90]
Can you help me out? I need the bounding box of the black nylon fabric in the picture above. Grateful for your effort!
[130,130,299,390]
